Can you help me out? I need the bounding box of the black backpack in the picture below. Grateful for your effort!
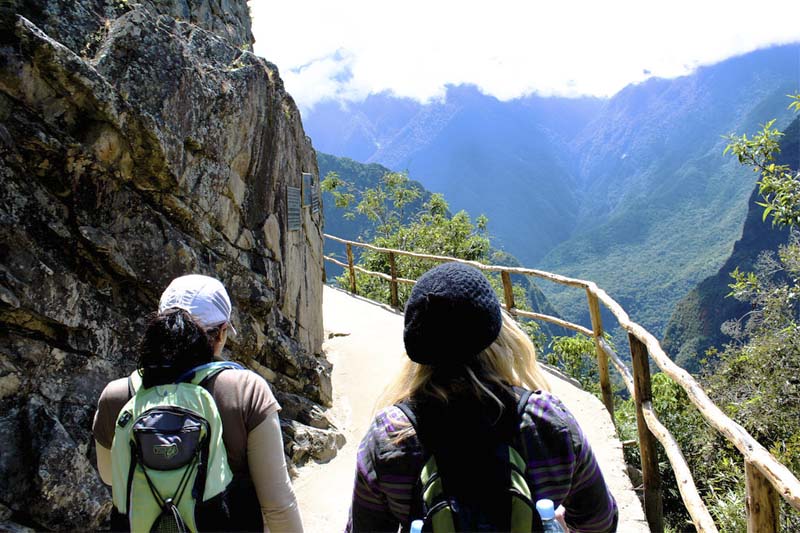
[396,387,544,533]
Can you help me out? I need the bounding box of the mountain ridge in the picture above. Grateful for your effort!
[540,45,799,338]
[306,43,800,343]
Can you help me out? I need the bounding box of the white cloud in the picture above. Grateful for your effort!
[249,0,800,113]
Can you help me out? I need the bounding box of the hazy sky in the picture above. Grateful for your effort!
[249,0,800,114]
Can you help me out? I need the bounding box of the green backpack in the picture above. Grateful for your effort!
[111,361,242,533]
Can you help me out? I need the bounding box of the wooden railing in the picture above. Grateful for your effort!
[323,233,800,533]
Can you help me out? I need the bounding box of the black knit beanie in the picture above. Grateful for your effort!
[403,262,502,365]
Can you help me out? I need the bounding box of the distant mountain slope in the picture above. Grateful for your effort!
[661,118,799,371]
[539,45,800,339]
[307,97,422,164]
[308,87,605,263]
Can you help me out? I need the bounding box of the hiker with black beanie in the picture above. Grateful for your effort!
[346,262,618,532]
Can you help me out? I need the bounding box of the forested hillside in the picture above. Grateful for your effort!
[540,45,800,340]
[662,117,800,370]
[306,44,800,344]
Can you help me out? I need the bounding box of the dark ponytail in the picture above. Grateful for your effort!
[138,308,215,388]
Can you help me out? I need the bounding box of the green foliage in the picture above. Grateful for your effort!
[518,319,546,353]
[705,94,800,530]
[725,95,800,228]
[545,334,599,393]
[322,170,423,235]
[789,93,800,114]
[318,153,432,251]
[324,169,495,308]
[713,235,800,464]
[707,489,746,533]
[320,171,356,212]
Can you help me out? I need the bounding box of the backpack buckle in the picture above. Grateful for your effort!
[117,411,132,428]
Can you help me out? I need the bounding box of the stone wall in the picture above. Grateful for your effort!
[0,1,332,529]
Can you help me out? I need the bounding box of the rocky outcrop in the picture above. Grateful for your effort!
[0,1,333,529]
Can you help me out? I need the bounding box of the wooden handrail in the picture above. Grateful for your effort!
[513,308,594,337]
[500,271,516,312]
[600,338,634,392]
[641,403,719,533]
[746,461,779,532]
[388,252,399,308]
[323,234,800,531]
[346,243,357,294]
[324,255,415,285]
[588,284,800,512]
[587,289,614,420]
[601,338,718,531]
[324,234,592,288]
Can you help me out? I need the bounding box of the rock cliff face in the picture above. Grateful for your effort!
[0,1,332,529]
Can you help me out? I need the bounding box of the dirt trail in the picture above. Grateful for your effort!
[293,286,649,532]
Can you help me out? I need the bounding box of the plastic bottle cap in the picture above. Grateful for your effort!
[536,498,556,520]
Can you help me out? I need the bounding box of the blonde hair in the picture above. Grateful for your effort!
[378,312,551,412]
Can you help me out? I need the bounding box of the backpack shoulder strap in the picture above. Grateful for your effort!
[177,361,246,388]
[510,386,533,478]
[127,370,143,398]
[125,362,245,398]
[394,401,449,529]
[395,401,419,430]
[514,387,533,417]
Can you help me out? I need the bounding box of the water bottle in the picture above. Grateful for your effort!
[409,519,424,533]
[536,499,565,532]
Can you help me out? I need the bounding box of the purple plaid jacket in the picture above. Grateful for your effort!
[346,390,618,532]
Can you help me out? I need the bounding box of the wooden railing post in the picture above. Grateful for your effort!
[346,243,357,295]
[500,271,516,314]
[388,252,399,308]
[629,333,664,533]
[746,460,779,533]
[586,289,614,419]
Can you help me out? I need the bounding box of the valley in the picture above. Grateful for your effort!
[309,44,800,361]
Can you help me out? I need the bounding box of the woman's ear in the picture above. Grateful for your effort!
[212,323,228,358]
